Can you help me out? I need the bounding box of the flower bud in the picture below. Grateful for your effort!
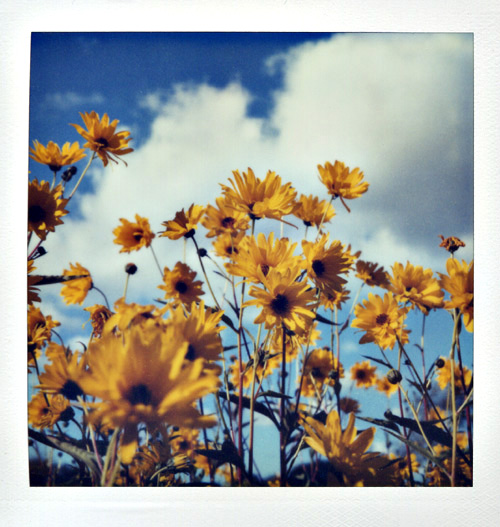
[435,358,445,369]
[387,369,402,384]
[125,263,138,275]
[61,166,77,182]
[198,248,207,257]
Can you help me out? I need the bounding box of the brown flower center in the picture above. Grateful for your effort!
[271,294,289,316]
[29,205,47,224]
[312,259,325,277]
[260,264,270,276]
[175,281,188,294]
[376,313,389,325]
[133,232,143,241]
[221,217,236,229]
[126,384,152,406]
[60,380,84,401]
[185,344,196,361]
[94,137,109,148]
[356,370,366,380]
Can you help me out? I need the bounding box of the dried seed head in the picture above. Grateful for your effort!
[387,369,402,384]
[125,263,138,275]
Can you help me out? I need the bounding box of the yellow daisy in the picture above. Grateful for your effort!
[28,179,69,241]
[301,347,344,398]
[375,376,398,397]
[160,204,205,240]
[292,194,336,228]
[113,214,155,253]
[350,361,377,388]
[159,262,204,306]
[60,262,92,305]
[355,260,390,289]
[29,140,86,171]
[28,392,73,430]
[202,196,249,238]
[438,259,473,332]
[70,111,133,167]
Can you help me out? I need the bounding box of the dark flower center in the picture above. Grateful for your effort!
[126,383,152,406]
[184,228,196,239]
[376,313,389,325]
[60,380,84,401]
[178,440,189,450]
[175,281,188,294]
[94,137,109,148]
[260,264,270,276]
[312,259,325,277]
[133,232,143,241]
[48,164,62,172]
[311,367,323,378]
[41,407,50,415]
[221,217,235,229]
[271,294,290,316]
[356,370,366,380]
[29,205,47,224]
[185,344,196,361]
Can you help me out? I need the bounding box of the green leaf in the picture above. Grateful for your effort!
[218,390,280,429]
[361,355,393,369]
[257,390,292,400]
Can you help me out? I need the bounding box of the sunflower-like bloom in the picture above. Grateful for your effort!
[302,410,397,486]
[339,397,361,414]
[113,214,155,253]
[438,235,466,254]
[351,292,410,350]
[169,301,224,362]
[169,427,211,476]
[302,234,353,296]
[438,259,473,332]
[375,376,398,397]
[80,323,221,464]
[60,262,92,305]
[159,262,204,306]
[320,287,351,310]
[292,194,336,229]
[355,260,390,289]
[389,261,444,314]
[435,357,472,392]
[301,347,344,398]
[270,319,321,363]
[225,232,302,284]
[202,196,249,238]
[102,298,158,336]
[70,111,133,167]
[28,179,69,240]
[28,392,73,429]
[317,161,369,211]
[230,355,280,391]
[389,453,420,482]
[84,304,113,338]
[160,204,205,240]
[350,361,377,388]
[29,140,86,171]
[220,168,297,221]
[28,305,60,353]
[212,231,245,259]
[37,347,87,401]
[245,267,317,332]
[426,433,472,487]
[28,260,42,304]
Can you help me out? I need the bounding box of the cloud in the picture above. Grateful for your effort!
[44,91,105,110]
[35,33,473,330]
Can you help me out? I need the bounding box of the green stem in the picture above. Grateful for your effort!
[67,152,96,201]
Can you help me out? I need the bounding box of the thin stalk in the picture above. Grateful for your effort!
[420,312,429,420]
[192,235,221,310]
[67,152,96,201]
[123,273,130,301]
[149,243,164,278]
[449,309,461,487]
[455,322,473,464]
[280,324,287,487]
[100,428,120,487]
[77,395,104,475]
[91,284,110,310]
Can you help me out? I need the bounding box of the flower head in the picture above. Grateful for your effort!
[113,214,155,253]
[389,262,444,314]
[350,361,377,388]
[28,179,69,240]
[245,267,316,332]
[220,168,296,221]
[84,304,113,338]
[376,376,398,397]
[317,161,369,211]
[60,263,92,305]
[435,357,472,392]
[29,140,86,171]
[293,194,336,228]
[438,259,473,332]
[320,287,351,310]
[355,260,390,289]
[351,292,410,350]
[28,392,73,429]
[211,231,245,259]
[438,235,466,254]
[159,262,204,306]
[202,196,249,238]
[160,204,205,240]
[301,347,344,398]
[70,111,133,167]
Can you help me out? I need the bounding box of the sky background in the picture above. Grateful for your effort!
[26,32,474,478]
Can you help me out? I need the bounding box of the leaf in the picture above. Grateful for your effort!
[257,390,292,400]
[218,390,280,429]
[356,416,400,434]
[384,413,453,448]
[361,355,393,369]
[314,313,340,326]
[196,440,245,470]
[35,274,90,285]
[220,313,238,333]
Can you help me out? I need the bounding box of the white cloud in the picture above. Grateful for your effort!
[44,91,105,110]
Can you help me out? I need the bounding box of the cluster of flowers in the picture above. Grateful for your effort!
[27,111,473,487]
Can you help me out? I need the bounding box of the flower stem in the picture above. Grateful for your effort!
[191,235,221,310]
[149,243,164,278]
[67,152,96,201]
[280,324,287,487]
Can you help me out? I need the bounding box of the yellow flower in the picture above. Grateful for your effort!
[225,232,302,284]
[301,347,344,398]
[169,301,224,362]
[37,347,87,401]
[28,179,69,240]
[159,262,204,306]
[113,214,155,253]
[212,231,245,259]
[389,261,444,314]
[293,194,336,228]
[28,259,42,304]
[319,287,350,310]
[102,298,158,336]
[28,392,73,429]
[302,410,397,486]
[245,267,316,332]
[389,453,420,481]
[160,204,205,240]
[202,196,249,238]
[28,305,60,353]
[350,361,377,388]
[230,356,279,391]
[435,357,472,392]
[70,111,133,167]
[29,140,86,171]
[355,260,390,289]
[84,304,113,338]
[438,258,473,332]
[375,376,398,397]
[169,427,211,476]
[438,235,466,254]
[270,319,321,362]
[339,397,361,414]
[220,168,297,221]
[317,161,369,211]
[80,324,221,464]
[351,292,410,350]
[302,234,352,296]
[60,262,92,305]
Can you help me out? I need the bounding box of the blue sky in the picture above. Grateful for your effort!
[27,32,473,477]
